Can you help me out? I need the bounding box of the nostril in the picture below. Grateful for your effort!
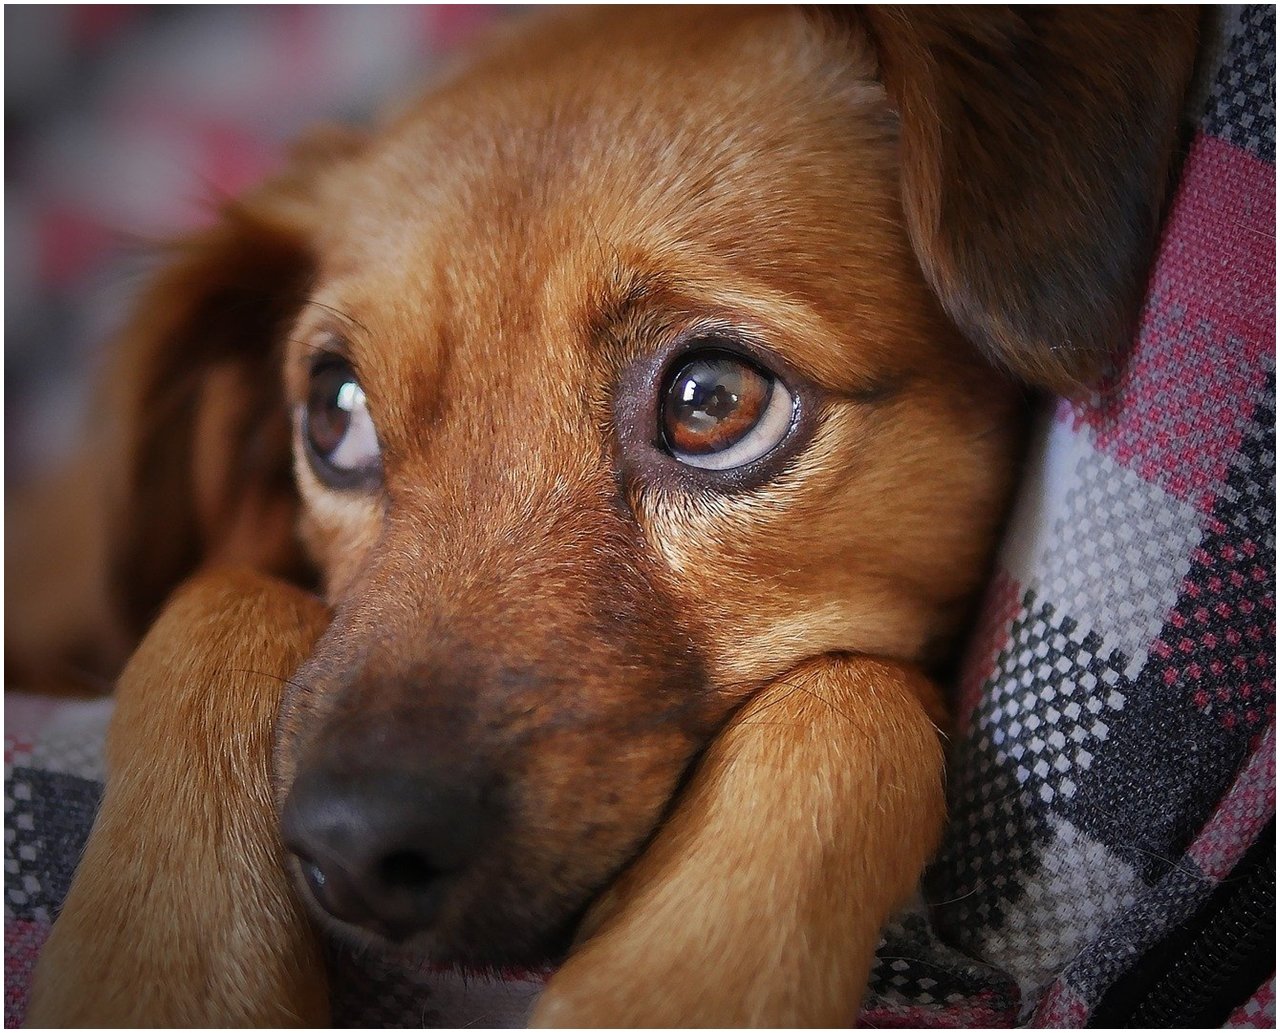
[378,849,442,892]
[292,853,369,926]
[302,860,328,893]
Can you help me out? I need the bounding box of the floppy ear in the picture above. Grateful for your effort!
[107,128,363,637]
[857,7,1200,393]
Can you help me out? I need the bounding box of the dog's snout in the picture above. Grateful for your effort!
[281,767,493,942]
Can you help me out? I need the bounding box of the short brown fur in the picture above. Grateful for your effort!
[18,5,1198,1026]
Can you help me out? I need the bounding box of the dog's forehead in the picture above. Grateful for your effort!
[322,7,891,294]
[304,7,914,452]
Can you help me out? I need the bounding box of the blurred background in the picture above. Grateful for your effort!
[5,5,509,486]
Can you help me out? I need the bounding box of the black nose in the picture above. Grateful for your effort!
[280,767,490,941]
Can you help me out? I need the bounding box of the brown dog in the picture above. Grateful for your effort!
[18,6,1198,1027]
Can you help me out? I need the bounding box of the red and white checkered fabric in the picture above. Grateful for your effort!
[1226,975,1278,1029]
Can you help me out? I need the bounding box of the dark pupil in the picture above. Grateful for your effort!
[307,362,357,458]
[664,354,769,456]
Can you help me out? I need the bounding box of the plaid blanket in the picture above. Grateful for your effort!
[5,6,1275,1028]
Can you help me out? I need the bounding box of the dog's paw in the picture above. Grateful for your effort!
[530,974,629,1029]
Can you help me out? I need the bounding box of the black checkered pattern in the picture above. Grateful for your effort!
[929,596,1133,937]
[1203,6,1276,160]
[5,771,101,925]
[868,909,1020,1013]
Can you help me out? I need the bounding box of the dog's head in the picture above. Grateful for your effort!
[103,8,1197,962]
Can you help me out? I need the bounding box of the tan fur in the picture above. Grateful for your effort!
[28,571,330,1027]
[533,657,946,1027]
[15,5,1199,1027]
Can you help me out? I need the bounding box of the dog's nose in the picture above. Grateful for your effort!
[280,767,490,941]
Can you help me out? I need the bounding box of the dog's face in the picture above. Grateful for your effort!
[100,7,1197,965]
[272,7,1018,961]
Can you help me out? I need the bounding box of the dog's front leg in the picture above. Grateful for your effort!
[27,569,331,1027]
[533,655,946,1028]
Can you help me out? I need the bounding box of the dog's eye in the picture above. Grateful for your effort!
[661,351,794,471]
[303,356,381,486]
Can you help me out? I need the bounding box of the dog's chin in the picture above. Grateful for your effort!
[285,856,586,969]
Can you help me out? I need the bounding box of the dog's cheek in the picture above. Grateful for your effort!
[270,622,364,801]
[294,480,384,602]
[633,389,1021,682]
[630,415,887,684]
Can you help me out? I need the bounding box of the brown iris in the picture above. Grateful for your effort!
[302,354,382,488]
[662,353,772,457]
[306,358,359,459]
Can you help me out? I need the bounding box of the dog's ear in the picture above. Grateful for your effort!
[856,7,1200,393]
[107,128,363,637]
